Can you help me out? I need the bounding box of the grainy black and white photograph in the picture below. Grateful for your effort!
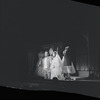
[1,0,100,99]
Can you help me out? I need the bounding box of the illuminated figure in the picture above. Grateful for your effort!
[62,46,71,78]
[37,51,44,77]
[42,51,50,79]
[50,51,62,80]
[62,46,76,79]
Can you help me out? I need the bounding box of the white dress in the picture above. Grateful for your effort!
[50,54,62,79]
[56,54,62,76]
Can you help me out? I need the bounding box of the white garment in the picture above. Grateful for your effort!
[56,54,62,75]
[43,57,48,69]
[50,54,62,79]
[48,56,53,66]
[61,56,64,66]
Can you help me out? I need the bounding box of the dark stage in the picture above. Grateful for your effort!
[1,79,100,98]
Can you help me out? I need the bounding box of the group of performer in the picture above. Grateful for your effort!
[36,46,76,80]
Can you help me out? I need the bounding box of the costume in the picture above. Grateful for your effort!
[42,56,50,79]
[50,53,62,79]
[62,56,71,74]
[36,58,44,77]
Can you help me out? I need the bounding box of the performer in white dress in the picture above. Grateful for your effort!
[50,51,62,80]
[48,48,54,79]
[50,51,57,79]
[56,50,62,77]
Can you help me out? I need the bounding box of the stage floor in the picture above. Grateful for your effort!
[1,78,100,97]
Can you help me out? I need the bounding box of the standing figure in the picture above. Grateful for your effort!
[62,46,71,79]
[50,51,62,80]
[48,48,54,79]
[42,51,50,79]
[50,51,57,79]
[55,49,62,77]
[36,51,44,77]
